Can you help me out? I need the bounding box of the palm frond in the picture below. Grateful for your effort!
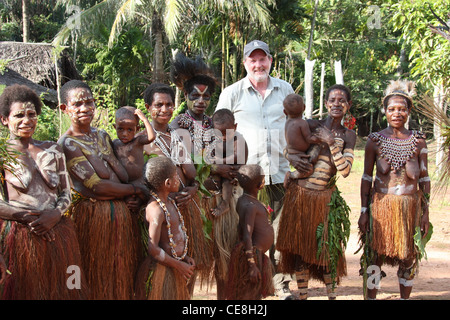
[415,93,450,194]
[109,0,141,48]
[164,0,185,43]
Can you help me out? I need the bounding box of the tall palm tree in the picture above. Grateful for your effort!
[54,0,186,82]
[22,0,30,42]
[53,0,275,83]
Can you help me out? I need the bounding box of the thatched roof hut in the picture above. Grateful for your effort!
[0,67,58,106]
[0,41,81,90]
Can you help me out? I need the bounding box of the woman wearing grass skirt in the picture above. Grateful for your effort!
[276,84,356,300]
[0,84,87,299]
[358,80,430,300]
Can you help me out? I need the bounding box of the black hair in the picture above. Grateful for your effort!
[237,164,264,190]
[171,52,217,95]
[143,83,175,106]
[283,93,304,114]
[212,109,235,126]
[115,106,138,122]
[0,84,43,118]
[325,84,351,102]
[144,156,177,192]
[60,80,93,105]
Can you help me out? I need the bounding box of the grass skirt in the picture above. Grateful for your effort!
[276,183,346,283]
[134,256,190,300]
[0,216,88,299]
[69,199,142,300]
[370,192,421,264]
[180,194,213,286]
[225,242,274,300]
[203,186,241,298]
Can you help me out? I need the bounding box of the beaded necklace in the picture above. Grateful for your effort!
[178,111,213,152]
[154,127,190,166]
[150,190,189,260]
[370,131,422,172]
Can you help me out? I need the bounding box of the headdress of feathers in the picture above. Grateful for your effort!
[382,80,416,110]
[170,52,218,95]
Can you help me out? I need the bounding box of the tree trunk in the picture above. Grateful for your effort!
[304,0,319,119]
[153,15,165,83]
[307,0,319,60]
[22,0,30,43]
[434,84,446,174]
[221,17,226,90]
[172,49,181,108]
[319,62,325,119]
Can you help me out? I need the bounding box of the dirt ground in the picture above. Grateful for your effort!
[192,139,450,300]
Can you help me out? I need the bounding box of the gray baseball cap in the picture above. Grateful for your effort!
[244,40,270,57]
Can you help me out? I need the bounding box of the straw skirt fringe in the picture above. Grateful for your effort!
[69,199,141,300]
[134,256,190,300]
[225,242,274,300]
[371,192,422,263]
[0,216,88,300]
[180,195,213,285]
[276,183,346,282]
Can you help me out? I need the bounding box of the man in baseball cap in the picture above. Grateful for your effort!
[216,39,297,299]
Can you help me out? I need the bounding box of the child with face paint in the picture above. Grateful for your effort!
[113,106,156,212]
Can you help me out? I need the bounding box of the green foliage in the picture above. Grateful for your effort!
[389,0,450,88]
[414,222,433,261]
[89,82,118,139]
[316,185,351,289]
[34,104,61,142]
[0,134,22,200]
[0,21,21,41]
[82,25,152,107]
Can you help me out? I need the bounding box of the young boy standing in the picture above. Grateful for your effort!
[135,156,196,300]
[226,164,274,300]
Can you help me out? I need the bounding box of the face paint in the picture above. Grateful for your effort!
[186,84,211,115]
[115,118,138,144]
[146,93,174,126]
[326,89,350,119]
[6,101,38,138]
[65,88,96,125]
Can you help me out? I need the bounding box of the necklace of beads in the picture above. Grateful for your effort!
[369,131,422,172]
[154,127,189,167]
[150,190,189,260]
[178,111,213,152]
